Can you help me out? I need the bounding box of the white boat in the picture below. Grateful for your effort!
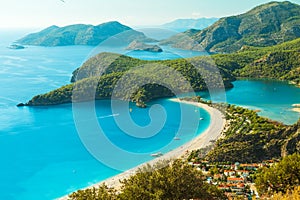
[199,117,204,120]
[151,152,163,157]
[174,137,180,140]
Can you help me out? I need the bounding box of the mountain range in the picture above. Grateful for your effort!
[160,18,219,32]
[161,1,300,53]
[18,1,300,107]
[17,21,154,46]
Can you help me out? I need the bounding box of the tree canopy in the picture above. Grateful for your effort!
[255,153,300,196]
[68,160,226,200]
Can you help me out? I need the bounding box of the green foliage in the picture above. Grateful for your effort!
[212,38,300,86]
[68,184,117,200]
[68,160,227,200]
[204,105,300,163]
[26,35,300,106]
[27,52,234,106]
[255,153,300,196]
[270,186,300,200]
[162,1,300,53]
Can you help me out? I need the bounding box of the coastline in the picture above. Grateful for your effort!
[58,98,226,200]
[292,108,300,113]
[292,104,300,113]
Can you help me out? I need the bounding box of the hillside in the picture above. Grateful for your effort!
[161,18,218,32]
[17,21,154,46]
[20,36,300,107]
[192,103,300,163]
[211,37,300,86]
[161,1,300,53]
[22,52,234,107]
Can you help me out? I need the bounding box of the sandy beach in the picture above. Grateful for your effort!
[292,104,300,113]
[58,98,225,199]
[292,108,300,113]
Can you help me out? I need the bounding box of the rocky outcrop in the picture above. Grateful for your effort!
[126,41,163,52]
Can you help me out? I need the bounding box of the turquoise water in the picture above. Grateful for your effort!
[0,31,209,199]
[226,79,300,125]
[195,79,300,125]
[0,30,299,199]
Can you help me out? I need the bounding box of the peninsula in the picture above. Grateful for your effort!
[19,36,300,107]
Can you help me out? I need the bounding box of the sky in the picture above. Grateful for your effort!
[0,0,300,29]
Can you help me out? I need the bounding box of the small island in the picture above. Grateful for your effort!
[126,40,163,52]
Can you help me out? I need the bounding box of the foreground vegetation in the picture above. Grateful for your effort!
[270,186,300,200]
[255,153,300,196]
[68,160,226,200]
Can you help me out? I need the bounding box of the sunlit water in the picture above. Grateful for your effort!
[0,30,299,199]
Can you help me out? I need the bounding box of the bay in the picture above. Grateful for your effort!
[0,30,299,199]
[0,31,209,200]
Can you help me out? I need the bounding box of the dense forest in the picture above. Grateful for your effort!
[68,160,226,200]
[191,102,300,163]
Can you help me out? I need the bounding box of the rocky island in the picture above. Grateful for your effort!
[126,40,163,52]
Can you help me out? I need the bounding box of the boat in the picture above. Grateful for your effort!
[151,152,163,157]
[199,117,204,120]
[174,137,180,140]
[8,44,25,50]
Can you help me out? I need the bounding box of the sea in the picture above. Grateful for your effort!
[0,29,299,199]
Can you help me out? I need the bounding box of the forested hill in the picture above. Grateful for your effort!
[213,38,300,86]
[161,1,300,53]
[212,37,300,86]
[17,21,154,46]
[204,104,300,163]
[23,52,234,107]
[21,36,300,107]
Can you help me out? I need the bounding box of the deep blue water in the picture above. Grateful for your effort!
[0,30,299,199]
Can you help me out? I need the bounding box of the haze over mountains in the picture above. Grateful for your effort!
[160,18,219,32]
[161,1,300,53]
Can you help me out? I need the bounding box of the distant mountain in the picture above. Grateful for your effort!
[17,21,155,46]
[161,18,218,32]
[161,1,300,53]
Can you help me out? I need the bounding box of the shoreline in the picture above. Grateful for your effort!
[292,104,300,113]
[58,98,226,200]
